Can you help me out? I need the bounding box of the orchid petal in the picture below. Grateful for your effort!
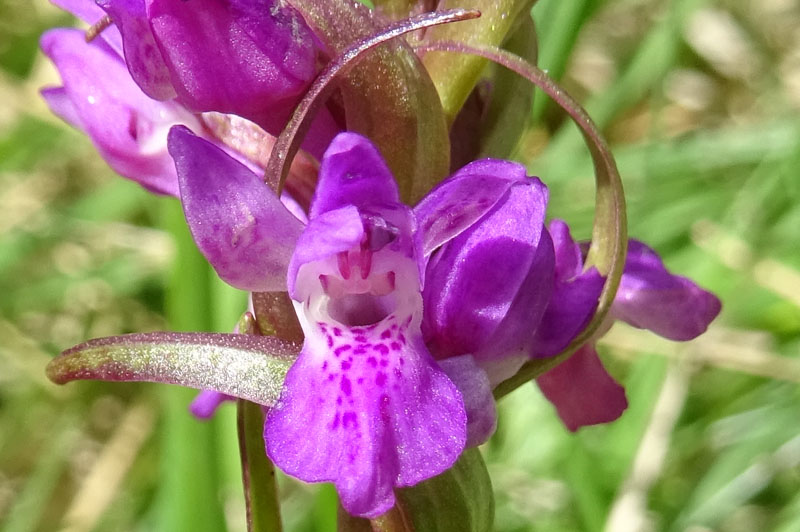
[414,159,529,258]
[265,322,466,518]
[613,240,722,341]
[41,28,181,196]
[530,220,605,358]
[438,355,496,447]
[423,179,554,361]
[40,87,81,129]
[536,344,628,431]
[169,126,303,291]
[97,0,176,100]
[550,219,584,281]
[286,206,365,299]
[529,268,604,358]
[190,390,234,419]
[47,332,298,405]
[50,0,124,53]
[310,132,400,218]
[146,0,317,133]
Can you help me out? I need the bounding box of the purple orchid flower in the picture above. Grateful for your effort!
[41,26,200,196]
[534,220,722,431]
[169,127,555,517]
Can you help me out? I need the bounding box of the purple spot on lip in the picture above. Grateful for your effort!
[390,341,401,351]
[398,334,406,345]
[322,361,328,370]
[380,330,392,339]
[374,344,389,356]
[341,377,352,396]
[341,360,352,370]
[330,412,340,429]
[367,356,377,367]
[333,327,342,337]
[357,377,364,384]
[380,359,388,367]
[337,396,342,405]
[351,328,365,335]
[327,336,334,348]
[353,346,367,355]
[343,411,357,429]
[375,372,387,386]
[355,335,367,343]
[335,345,352,356]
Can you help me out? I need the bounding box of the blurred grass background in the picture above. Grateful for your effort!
[1,0,799,530]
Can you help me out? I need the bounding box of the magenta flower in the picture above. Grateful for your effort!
[168,127,554,517]
[534,220,722,431]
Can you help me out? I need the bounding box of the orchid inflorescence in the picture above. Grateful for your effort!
[41,0,721,528]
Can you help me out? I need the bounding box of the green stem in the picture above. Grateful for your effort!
[238,400,283,532]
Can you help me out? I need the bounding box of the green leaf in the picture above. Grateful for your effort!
[46,331,298,406]
[396,448,494,532]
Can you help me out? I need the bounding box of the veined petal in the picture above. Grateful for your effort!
[97,0,176,100]
[423,179,554,361]
[414,159,530,259]
[613,240,722,341]
[310,132,400,218]
[537,344,628,431]
[169,126,303,291]
[265,317,466,518]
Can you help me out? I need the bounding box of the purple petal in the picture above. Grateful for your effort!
[423,179,554,361]
[549,219,584,282]
[97,0,176,100]
[310,132,400,219]
[168,126,303,291]
[529,266,604,357]
[287,206,365,299]
[47,332,297,405]
[41,87,81,128]
[414,159,530,259]
[41,28,185,196]
[537,344,628,431]
[438,355,496,447]
[265,321,466,518]
[613,240,722,341]
[146,0,318,132]
[190,390,234,419]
